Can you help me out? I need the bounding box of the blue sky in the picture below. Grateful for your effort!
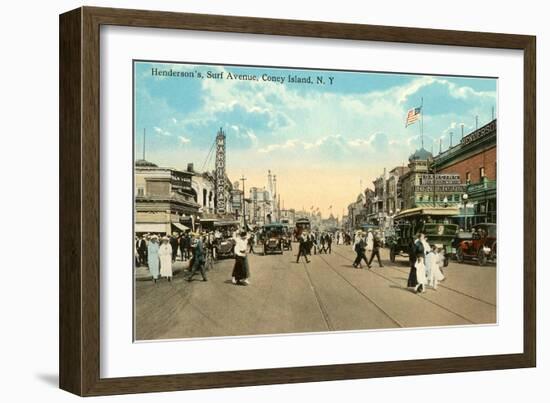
[134,61,497,217]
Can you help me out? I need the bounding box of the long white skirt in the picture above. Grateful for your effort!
[415,262,427,285]
[429,264,445,284]
[159,255,173,278]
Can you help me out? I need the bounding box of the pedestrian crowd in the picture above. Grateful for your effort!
[351,229,384,269]
[135,228,254,286]
[135,231,215,283]
[295,231,336,263]
[136,227,447,295]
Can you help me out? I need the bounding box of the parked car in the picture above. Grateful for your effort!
[455,223,497,266]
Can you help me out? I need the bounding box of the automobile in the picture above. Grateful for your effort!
[263,223,285,255]
[212,221,239,258]
[281,225,292,250]
[386,206,460,267]
[455,223,497,266]
[451,230,474,257]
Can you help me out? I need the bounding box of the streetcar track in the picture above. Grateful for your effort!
[329,249,478,325]
[316,254,404,328]
[384,265,496,307]
[331,248,495,306]
[302,260,334,331]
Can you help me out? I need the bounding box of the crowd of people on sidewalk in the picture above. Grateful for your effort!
[135,229,254,286]
[135,231,215,283]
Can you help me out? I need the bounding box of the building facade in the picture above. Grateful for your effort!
[347,193,368,230]
[249,187,272,226]
[134,159,201,235]
[280,208,296,226]
[432,119,497,225]
[399,148,467,211]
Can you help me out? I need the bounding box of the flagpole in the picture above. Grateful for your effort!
[420,97,424,149]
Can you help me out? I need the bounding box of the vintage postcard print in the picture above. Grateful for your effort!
[133,60,497,341]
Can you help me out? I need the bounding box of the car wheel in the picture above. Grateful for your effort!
[478,249,487,266]
[456,248,464,263]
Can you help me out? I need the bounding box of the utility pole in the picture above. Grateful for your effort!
[450,131,453,148]
[142,128,146,160]
[240,175,247,229]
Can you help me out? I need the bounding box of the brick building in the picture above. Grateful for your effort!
[432,119,497,225]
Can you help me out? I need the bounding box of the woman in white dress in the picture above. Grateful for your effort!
[428,245,445,289]
[366,230,374,255]
[158,237,173,282]
[414,254,427,293]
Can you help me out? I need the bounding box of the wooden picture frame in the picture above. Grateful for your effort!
[59,6,536,396]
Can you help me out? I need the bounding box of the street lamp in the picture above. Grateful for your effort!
[462,193,469,231]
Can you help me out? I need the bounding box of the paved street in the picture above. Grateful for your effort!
[135,244,496,340]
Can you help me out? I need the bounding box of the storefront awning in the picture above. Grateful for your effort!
[135,223,167,234]
[172,222,190,232]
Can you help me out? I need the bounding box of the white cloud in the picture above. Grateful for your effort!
[153,126,171,136]
[178,136,191,144]
[258,139,299,153]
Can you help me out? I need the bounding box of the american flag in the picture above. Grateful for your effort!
[405,106,422,127]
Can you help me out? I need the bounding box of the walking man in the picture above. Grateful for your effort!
[247,232,255,254]
[186,234,207,282]
[353,232,370,268]
[326,233,332,254]
[296,233,311,263]
[368,234,384,267]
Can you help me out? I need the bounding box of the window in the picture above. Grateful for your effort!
[466,171,471,183]
[137,187,144,196]
[480,167,486,179]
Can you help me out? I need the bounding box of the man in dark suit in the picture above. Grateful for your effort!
[353,234,370,268]
[179,232,190,261]
[296,233,310,263]
[186,235,207,282]
[136,235,148,266]
[326,233,332,254]
[368,234,384,267]
[170,234,179,262]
